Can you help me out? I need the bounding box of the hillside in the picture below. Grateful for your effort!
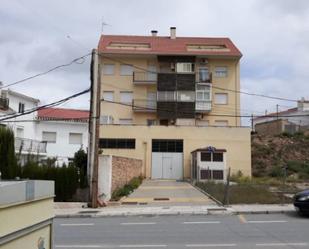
[252,133,309,178]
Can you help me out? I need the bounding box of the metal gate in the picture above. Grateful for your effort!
[151,140,183,179]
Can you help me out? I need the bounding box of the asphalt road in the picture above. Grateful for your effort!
[54,213,309,249]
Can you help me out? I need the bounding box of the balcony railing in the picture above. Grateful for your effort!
[0,96,9,110]
[133,72,157,84]
[132,99,157,112]
[196,100,212,112]
[15,137,47,154]
[196,72,212,83]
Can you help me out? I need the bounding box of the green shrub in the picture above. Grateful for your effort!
[111,176,143,201]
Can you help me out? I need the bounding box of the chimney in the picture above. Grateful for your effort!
[170,27,176,39]
[151,30,158,37]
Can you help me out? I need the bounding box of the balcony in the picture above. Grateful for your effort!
[132,99,157,113]
[15,137,47,154]
[0,96,9,110]
[133,72,157,85]
[196,101,212,113]
[196,71,212,83]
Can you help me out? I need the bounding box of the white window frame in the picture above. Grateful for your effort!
[102,91,114,101]
[120,64,133,76]
[120,91,133,104]
[16,127,24,138]
[214,93,228,105]
[215,66,228,77]
[176,63,194,73]
[18,102,25,113]
[100,115,114,125]
[177,91,195,102]
[42,131,57,143]
[69,133,83,145]
[103,64,115,75]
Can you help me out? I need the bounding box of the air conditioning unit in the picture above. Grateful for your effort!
[200,58,208,65]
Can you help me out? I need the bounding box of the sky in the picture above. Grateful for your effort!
[1,0,309,125]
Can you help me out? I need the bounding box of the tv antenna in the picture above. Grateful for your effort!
[101,18,111,34]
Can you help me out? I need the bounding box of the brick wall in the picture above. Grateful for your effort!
[111,156,142,193]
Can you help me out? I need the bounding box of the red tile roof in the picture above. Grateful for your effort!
[37,108,89,122]
[98,35,242,57]
[253,107,298,120]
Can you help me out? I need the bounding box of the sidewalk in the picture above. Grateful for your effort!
[54,202,295,218]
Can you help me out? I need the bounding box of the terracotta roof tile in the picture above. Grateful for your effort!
[37,108,89,122]
[98,35,242,57]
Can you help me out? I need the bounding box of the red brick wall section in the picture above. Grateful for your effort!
[111,156,142,193]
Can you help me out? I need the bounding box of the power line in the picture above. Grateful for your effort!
[98,53,298,102]
[0,88,90,122]
[0,52,91,90]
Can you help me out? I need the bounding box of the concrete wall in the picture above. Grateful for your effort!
[254,119,298,136]
[100,125,251,178]
[98,155,142,201]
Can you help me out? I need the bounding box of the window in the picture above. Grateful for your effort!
[99,138,135,149]
[212,170,224,180]
[102,91,114,101]
[69,133,83,144]
[200,170,211,180]
[201,152,211,162]
[120,64,133,76]
[157,91,176,101]
[199,67,210,82]
[42,131,57,143]
[214,120,228,127]
[100,115,114,125]
[103,64,115,75]
[196,120,209,126]
[214,93,228,105]
[215,67,228,77]
[120,91,133,104]
[176,63,194,73]
[152,139,183,153]
[147,119,157,126]
[119,119,133,125]
[18,102,25,113]
[213,152,224,162]
[177,91,195,102]
[16,127,24,138]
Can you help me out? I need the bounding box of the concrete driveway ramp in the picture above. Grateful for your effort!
[122,180,216,206]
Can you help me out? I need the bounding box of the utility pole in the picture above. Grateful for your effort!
[276,104,279,120]
[88,49,100,208]
[251,114,254,131]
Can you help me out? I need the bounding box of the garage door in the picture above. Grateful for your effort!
[151,140,183,179]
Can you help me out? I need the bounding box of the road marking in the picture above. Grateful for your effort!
[120,222,156,225]
[183,221,221,224]
[256,242,308,247]
[60,223,94,226]
[119,245,167,248]
[55,245,106,248]
[186,244,236,247]
[238,215,247,224]
[247,220,287,224]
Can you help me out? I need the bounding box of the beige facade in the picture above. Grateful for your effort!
[0,181,54,249]
[95,29,250,181]
[100,125,251,178]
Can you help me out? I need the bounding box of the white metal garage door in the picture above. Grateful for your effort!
[151,140,183,179]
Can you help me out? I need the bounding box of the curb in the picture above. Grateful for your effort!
[231,210,295,215]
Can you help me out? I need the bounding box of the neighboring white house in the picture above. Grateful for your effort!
[253,98,309,129]
[0,88,47,164]
[36,108,89,166]
[0,87,89,165]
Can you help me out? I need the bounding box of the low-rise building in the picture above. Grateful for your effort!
[0,180,54,249]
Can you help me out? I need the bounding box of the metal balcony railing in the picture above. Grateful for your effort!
[196,100,212,112]
[132,99,157,112]
[133,72,157,84]
[0,96,9,110]
[15,137,47,154]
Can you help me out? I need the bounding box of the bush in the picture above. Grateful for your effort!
[71,148,88,188]
[111,176,143,201]
[0,126,19,179]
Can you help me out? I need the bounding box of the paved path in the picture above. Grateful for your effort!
[54,213,309,249]
[121,180,215,206]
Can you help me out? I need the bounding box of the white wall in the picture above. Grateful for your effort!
[98,155,112,201]
[36,121,88,166]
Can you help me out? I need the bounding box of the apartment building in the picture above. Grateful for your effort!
[93,27,251,181]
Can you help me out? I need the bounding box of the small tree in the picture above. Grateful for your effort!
[0,126,19,179]
[72,148,88,188]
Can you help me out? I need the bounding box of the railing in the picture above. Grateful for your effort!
[132,99,157,112]
[15,137,47,154]
[0,96,9,110]
[196,100,212,112]
[196,72,212,83]
[133,72,157,84]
